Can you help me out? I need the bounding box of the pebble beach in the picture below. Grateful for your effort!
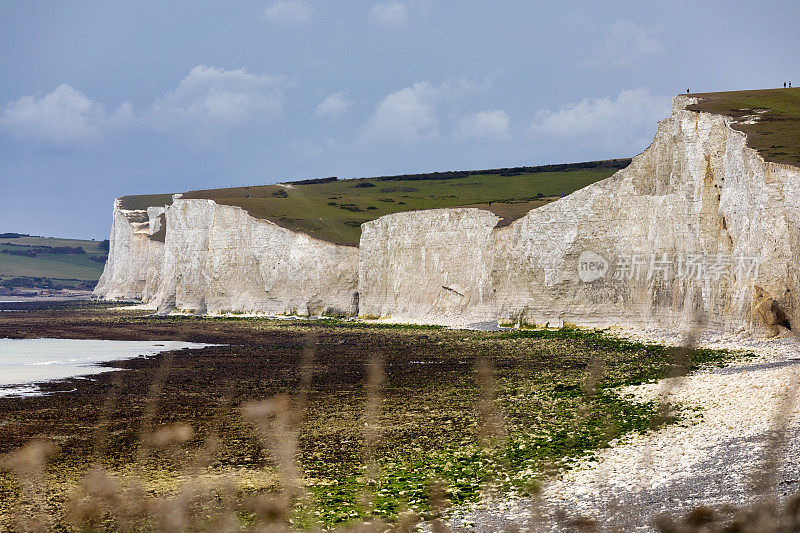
[450,329,800,531]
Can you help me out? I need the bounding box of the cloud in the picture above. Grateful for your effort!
[584,20,662,68]
[2,66,289,149]
[147,65,287,142]
[262,0,312,24]
[529,88,671,152]
[361,81,439,144]
[315,92,352,120]
[0,84,132,147]
[454,110,510,141]
[369,1,407,27]
[360,77,492,145]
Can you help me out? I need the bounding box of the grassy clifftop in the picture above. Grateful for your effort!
[109,88,800,245]
[119,159,630,245]
[687,87,800,167]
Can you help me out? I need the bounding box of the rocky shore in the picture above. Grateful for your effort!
[449,331,800,531]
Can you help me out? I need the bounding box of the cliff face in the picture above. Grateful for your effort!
[490,96,800,335]
[154,199,359,315]
[94,201,164,300]
[358,96,800,334]
[95,197,359,316]
[359,208,499,323]
[142,207,166,302]
[97,96,800,335]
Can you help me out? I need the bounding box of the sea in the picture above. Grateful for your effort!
[0,338,210,396]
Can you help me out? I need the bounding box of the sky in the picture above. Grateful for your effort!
[1,1,798,239]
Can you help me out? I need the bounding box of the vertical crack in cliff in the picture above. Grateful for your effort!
[701,153,735,251]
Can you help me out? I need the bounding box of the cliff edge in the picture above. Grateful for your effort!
[359,95,800,335]
[96,92,800,335]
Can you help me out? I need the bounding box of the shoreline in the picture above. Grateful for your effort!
[0,338,213,397]
[0,291,94,303]
[0,302,777,530]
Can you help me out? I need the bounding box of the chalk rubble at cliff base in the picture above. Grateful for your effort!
[445,333,800,531]
[95,96,800,337]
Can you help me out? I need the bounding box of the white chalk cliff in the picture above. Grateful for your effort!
[95,197,359,316]
[153,198,359,316]
[95,202,165,301]
[96,96,800,335]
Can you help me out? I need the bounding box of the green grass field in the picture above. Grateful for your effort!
[121,160,630,245]
[687,87,800,167]
[0,236,108,288]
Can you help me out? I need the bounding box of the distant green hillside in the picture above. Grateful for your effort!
[0,234,108,290]
[121,159,631,245]
[687,87,800,167]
